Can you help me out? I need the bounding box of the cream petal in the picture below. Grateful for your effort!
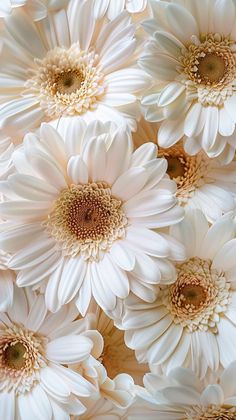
[166,3,198,43]
[158,82,185,107]
[217,317,236,367]
[109,241,135,271]
[147,323,183,364]
[40,366,71,402]
[76,268,92,316]
[220,361,236,398]
[162,385,200,405]
[212,238,236,271]
[0,392,14,420]
[126,226,169,257]
[213,0,235,36]
[52,364,95,397]
[112,167,148,201]
[5,9,46,58]
[200,385,224,406]
[0,274,13,312]
[46,335,93,364]
[58,257,86,306]
[25,294,47,332]
[19,386,52,420]
[158,118,185,148]
[67,156,88,185]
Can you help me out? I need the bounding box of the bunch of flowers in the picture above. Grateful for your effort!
[0,0,236,418]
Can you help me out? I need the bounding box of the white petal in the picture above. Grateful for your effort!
[58,257,86,306]
[0,392,15,420]
[166,3,198,43]
[0,273,13,312]
[25,294,47,332]
[213,0,235,35]
[46,335,93,364]
[112,167,148,201]
[67,156,88,185]
[158,118,184,148]
[200,385,224,406]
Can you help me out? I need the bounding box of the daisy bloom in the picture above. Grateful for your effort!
[0,1,150,137]
[114,209,236,378]
[140,0,236,163]
[138,363,236,419]
[92,0,148,20]
[133,118,236,222]
[0,287,101,419]
[0,0,68,20]
[0,121,184,314]
[0,250,15,311]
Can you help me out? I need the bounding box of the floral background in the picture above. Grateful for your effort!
[0,0,236,419]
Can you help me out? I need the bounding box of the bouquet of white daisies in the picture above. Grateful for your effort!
[0,1,236,419]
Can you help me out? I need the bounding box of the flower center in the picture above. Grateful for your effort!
[162,257,231,332]
[4,342,27,370]
[0,326,46,394]
[186,405,236,419]
[198,54,226,84]
[179,284,207,308]
[52,69,84,95]
[45,182,128,261]
[158,143,210,204]
[166,156,185,179]
[180,33,236,106]
[25,43,104,118]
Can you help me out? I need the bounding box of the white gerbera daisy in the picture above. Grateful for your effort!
[0,0,68,20]
[115,209,236,378]
[139,363,236,419]
[0,287,100,419]
[140,0,236,163]
[133,118,236,222]
[0,250,15,311]
[92,0,148,20]
[0,1,150,137]
[0,121,184,314]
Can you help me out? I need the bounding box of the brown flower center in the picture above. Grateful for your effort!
[158,143,210,203]
[163,257,231,332]
[46,182,128,260]
[52,70,84,95]
[180,284,207,309]
[4,342,27,370]
[179,33,236,106]
[198,54,226,84]
[166,156,185,179]
[0,326,46,393]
